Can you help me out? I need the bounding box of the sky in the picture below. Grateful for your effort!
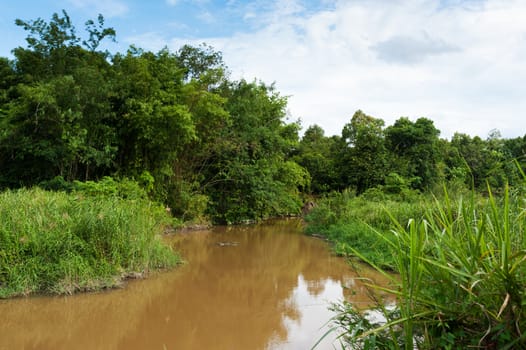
[1,0,525,139]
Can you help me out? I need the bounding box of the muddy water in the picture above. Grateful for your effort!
[0,219,391,350]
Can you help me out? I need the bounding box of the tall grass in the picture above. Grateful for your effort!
[327,184,526,349]
[0,188,180,298]
[305,190,426,269]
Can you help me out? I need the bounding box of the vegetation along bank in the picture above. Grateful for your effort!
[305,181,526,349]
[2,11,526,348]
[0,186,180,298]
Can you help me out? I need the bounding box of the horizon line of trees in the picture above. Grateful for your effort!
[295,111,526,196]
[1,11,525,223]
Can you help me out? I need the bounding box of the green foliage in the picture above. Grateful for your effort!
[294,125,340,193]
[446,132,519,191]
[385,117,441,190]
[72,176,148,200]
[176,43,226,82]
[293,112,524,198]
[204,80,307,223]
[329,302,404,350]
[0,188,180,298]
[38,175,75,192]
[208,158,307,224]
[0,11,312,223]
[165,179,210,223]
[137,170,155,193]
[3,10,526,228]
[1,11,118,186]
[319,183,526,349]
[341,110,388,194]
[305,190,426,269]
[111,48,196,180]
[83,14,116,52]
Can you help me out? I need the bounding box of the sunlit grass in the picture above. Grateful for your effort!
[0,188,180,298]
[304,190,426,269]
[323,184,526,349]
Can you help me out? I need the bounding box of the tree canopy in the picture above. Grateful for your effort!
[0,11,307,223]
[1,10,524,223]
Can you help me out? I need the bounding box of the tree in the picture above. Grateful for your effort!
[385,117,441,189]
[204,80,308,223]
[447,131,510,190]
[294,125,340,193]
[111,49,195,193]
[0,58,17,135]
[340,110,387,194]
[167,45,230,219]
[0,11,118,187]
[503,135,526,183]
[176,43,226,83]
[83,14,116,52]
[13,11,115,81]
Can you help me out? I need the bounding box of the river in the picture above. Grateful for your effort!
[0,219,390,350]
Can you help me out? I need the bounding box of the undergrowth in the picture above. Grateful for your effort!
[304,189,426,269]
[0,188,180,298]
[308,183,526,349]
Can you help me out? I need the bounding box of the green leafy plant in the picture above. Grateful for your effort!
[326,184,526,349]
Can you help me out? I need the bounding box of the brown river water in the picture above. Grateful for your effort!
[0,219,391,350]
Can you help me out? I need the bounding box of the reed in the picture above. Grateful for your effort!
[329,184,526,349]
[0,188,180,298]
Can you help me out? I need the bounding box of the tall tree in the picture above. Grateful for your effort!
[205,80,308,223]
[111,48,195,191]
[340,110,387,194]
[385,117,441,189]
[503,135,526,181]
[448,131,510,190]
[0,11,117,186]
[295,125,340,193]
[168,45,230,218]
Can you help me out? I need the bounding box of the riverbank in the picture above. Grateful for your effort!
[304,189,427,270]
[0,188,181,298]
[305,186,526,349]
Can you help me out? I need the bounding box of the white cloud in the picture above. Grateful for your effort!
[124,32,169,52]
[197,11,215,24]
[371,32,460,64]
[67,0,128,17]
[145,0,526,139]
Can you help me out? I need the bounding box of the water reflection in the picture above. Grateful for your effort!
[0,219,390,350]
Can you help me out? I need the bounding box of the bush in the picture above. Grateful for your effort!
[165,179,210,224]
[73,176,149,200]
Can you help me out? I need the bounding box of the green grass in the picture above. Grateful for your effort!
[0,188,181,298]
[311,185,526,349]
[304,190,426,269]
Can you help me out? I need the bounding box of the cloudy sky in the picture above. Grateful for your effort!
[1,0,525,139]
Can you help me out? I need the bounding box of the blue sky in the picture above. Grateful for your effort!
[1,0,526,139]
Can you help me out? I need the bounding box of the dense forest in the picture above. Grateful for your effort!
[1,11,526,224]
